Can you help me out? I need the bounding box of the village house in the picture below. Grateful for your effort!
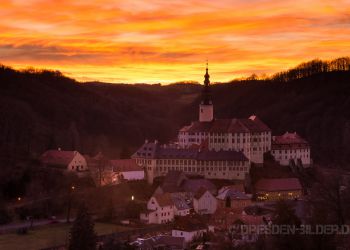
[231,214,266,246]
[109,159,144,182]
[40,149,88,172]
[193,188,217,215]
[154,171,217,200]
[172,216,214,243]
[216,186,252,210]
[140,193,175,224]
[255,178,303,201]
[131,235,185,250]
[271,132,311,167]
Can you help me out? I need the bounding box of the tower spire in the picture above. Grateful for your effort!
[199,60,214,122]
[202,60,211,105]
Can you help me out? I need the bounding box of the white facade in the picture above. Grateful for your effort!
[199,104,213,122]
[193,190,217,215]
[271,148,311,166]
[271,132,311,167]
[118,170,144,181]
[178,116,271,165]
[68,152,88,171]
[172,228,207,243]
[135,156,250,184]
[140,195,175,224]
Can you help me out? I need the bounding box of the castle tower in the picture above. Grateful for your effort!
[199,62,214,122]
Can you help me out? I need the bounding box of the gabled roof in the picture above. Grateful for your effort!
[153,193,175,207]
[217,187,250,200]
[255,178,302,192]
[272,132,309,149]
[194,187,210,200]
[40,150,78,166]
[109,159,142,172]
[182,179,217,195]
[174,215,208,232]
[158,171,187,194]
[179,115,271,134]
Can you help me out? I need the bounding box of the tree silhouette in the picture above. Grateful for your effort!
[69,203,97,250]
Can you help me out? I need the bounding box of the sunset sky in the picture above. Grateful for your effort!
[1,0,350,83]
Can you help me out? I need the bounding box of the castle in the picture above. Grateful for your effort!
[133,64,311,184]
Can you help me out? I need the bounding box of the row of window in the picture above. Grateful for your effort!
[210,136,270,144]
[272,149,310,154]
[156,165,248,172]
[183,131,270,137]
[71,165,84,170]
[155,159,246,166]
[276,155,309,160]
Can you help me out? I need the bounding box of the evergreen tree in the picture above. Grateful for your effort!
[69,203,97,250]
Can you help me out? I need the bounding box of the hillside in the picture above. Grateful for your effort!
[0,58,350,168]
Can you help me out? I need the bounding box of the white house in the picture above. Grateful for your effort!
[271,132,311,167]
[193,188,217,215]
[172,216,215,243]
[109,159,144,182]
[140,193,175,224]
[40,149,88,172]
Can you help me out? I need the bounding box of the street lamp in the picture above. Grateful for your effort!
[131,195,134,201]
[66,185,75,223]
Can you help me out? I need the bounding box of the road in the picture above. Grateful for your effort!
[0,218,69,234]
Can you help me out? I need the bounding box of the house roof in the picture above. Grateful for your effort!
[158,171,188,194]
[272,132,309,149]
[171,194,190,211]
[179,115,270,134]
[234,214,265,225]
[153,193,175,207]
[182,179,217,195]
[194,187,210,200]
[135,235,184,250]
[218,184,244,194]
[174,216,208,232]
[164,171,188,186]
[40,150,78,166]
[109,159,142,172]
[217,187,250,200]
[255,178,302,192]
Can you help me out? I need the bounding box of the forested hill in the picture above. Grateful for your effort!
[0,57,350,167]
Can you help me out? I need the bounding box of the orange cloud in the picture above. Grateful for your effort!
[0,0,350,83]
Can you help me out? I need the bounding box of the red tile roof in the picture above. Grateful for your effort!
[179,115,270,134]
[272,132,308,144]
[255,178,302,192]
[194,187,209,200]
[153,193,175,207]
[110,159,142,172]
[40,150,77,166]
